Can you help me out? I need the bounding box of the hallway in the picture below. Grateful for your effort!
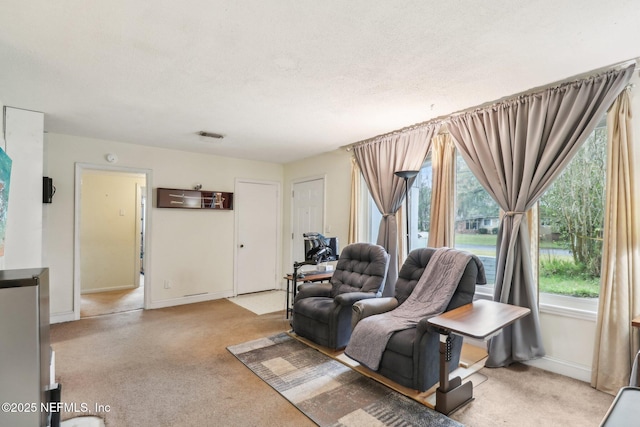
[80,275,144,317]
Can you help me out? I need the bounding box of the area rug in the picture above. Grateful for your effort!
[227,333,463,427]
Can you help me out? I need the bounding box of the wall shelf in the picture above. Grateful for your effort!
[156,188,233,210]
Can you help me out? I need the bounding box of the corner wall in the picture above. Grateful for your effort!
[2,107,44,270]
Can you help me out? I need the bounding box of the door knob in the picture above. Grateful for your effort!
[240,244,244,248]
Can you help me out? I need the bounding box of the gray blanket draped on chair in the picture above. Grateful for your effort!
[345,248,483,371]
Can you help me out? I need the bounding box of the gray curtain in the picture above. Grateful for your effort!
[353,124,438,296]
[448,65,634,367]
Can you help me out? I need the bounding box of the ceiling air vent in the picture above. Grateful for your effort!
[198,131,224,139]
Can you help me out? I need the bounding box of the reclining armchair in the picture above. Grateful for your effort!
[291,242,389,350]
[347,247,483,392]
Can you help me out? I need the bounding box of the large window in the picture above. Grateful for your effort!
[538,123,606,299]
[362,121,606,306]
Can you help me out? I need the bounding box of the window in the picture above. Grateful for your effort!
[363,160,432,249]
[454,153,499,287]
[368,192,382,244]
[408,159,432,250]
[538,122,606,300]
[360,124,606,317]
[364,152,500,290]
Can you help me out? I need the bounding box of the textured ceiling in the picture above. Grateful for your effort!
[1,1,639,163]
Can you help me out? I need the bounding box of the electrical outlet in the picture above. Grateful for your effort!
[164,280,171,289]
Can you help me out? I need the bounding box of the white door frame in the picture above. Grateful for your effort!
[73,163,153,320]
[290,175,326,269]
[233,178,282,295]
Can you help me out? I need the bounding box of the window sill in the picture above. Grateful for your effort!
[539,293,598,322]
[474,286,598,322]
[474,285,494,301]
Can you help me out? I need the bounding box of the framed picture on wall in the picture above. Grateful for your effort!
[0,148,12,257]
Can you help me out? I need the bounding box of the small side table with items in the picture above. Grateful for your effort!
[284,269,333,319]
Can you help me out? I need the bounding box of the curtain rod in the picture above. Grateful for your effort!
[344,119,443,151]
[343,57,637,151]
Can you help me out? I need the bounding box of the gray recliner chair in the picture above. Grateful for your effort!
[350,247,481,392]
[291,242,389,350]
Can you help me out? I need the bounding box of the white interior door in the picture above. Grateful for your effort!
[292,178,325,264]
[235,180,280,294]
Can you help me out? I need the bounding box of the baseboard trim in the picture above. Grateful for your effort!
[82,285,138,294]
[462,339,592,383]
[523,355,592,383]
[148,290,234,309]
[50,311,76,324]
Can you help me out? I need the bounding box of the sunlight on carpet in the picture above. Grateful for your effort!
[227,290,286,315]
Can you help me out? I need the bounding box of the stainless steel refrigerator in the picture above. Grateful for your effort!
[0,268,52,427]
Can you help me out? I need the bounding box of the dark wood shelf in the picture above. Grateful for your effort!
[156,188,233,210]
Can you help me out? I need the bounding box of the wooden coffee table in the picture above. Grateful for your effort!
[428,299,531,415]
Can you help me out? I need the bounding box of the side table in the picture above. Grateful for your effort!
[284,271,333,319]
[427,299,531,415]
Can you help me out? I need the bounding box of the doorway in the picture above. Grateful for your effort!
[234,179,281,295]
[73,164,152,319]
[291,176,325,267]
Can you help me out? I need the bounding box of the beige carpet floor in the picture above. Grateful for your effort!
[51,298,615,427]
[52,299,308,427]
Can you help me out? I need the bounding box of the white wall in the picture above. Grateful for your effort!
[527,309,598,381]
[282,149,352,278]
[45,133,283,321]
[2,107,44,270]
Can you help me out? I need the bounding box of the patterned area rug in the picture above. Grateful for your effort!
[227,333,463,427]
